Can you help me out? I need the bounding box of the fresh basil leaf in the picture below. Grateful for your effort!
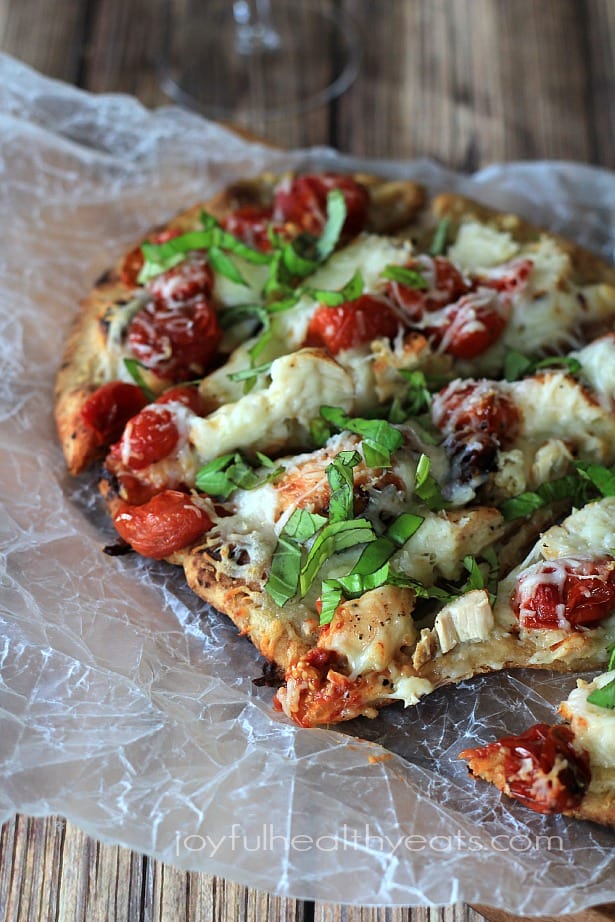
[503,349,533,382]
[299,519,376,596]
[587,677,615,710]
[504,349,583,382]
[319,581,344,626]
[227,361,273,383]
[500,470,593,521]
[381,264,428,289]
[319,406,404,468]
[463,555,485,591]
[335,563,392,598]
[414,454,447,510]
[429,217,451,256]
[283,508,327,542]
[310,417,332,448]
[306,269,364,306]
[195,451,282,498]
[399,369,432,416]
[327,450,362,523]
[574,461,615,497]
[219,302,268,330]
[123,358,156,402]
[608,644,615,671]
[208,246,249,286]
[265,535,302,607]
[315,189,347,261]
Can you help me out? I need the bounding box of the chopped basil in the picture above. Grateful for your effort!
[501,462,615,521]
[414,454,447,510]
[227,360,273,384]
[318,406,403,468]
[609,645,615,671]
[381,264,428,289]
[305,269,364,306]
[318,581,345,625]
[326,450,362,523]
[587,677,615,710]
[504,349,583,382]
[123,357,156,402]
[575,461,615,497]
[265,534,302,607]
[284,508,328,542]
[315,189,347,260]
[299,519,376,597]
[429,217,451,256]
[207,246,249,286]
[399,369,432,416]
[195,452,282,499]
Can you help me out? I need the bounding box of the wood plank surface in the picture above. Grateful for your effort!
[1,0,614,919]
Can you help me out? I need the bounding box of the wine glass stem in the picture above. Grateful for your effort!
[232,0,281,54]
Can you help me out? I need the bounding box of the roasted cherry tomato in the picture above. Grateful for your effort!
[273,173,368,239]
[513,556,615,630]
[120,229,181,288]
[112,405,180,470]
[221,205,276,251]
[306,294,400,355]
[386,257,471,320]
[432,380,521,448]
[127,297,222,380]
[155,384,206,416]
[478,257,533,293]
[80,382,148,446]
[429,294,508,359]
[113,490,213,559]
[146,256,213,304]
[461,723,591,815]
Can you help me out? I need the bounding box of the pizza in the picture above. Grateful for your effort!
[460,667,615,828]
[54,170,615,824]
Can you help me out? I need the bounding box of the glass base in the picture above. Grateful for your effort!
[160,0,361,124]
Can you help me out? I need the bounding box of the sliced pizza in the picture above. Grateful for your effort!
[459,668,615,828]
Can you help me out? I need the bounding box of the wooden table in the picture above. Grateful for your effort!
[1,1,614,919]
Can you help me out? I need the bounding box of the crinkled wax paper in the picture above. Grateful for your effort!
[1,53,614,912]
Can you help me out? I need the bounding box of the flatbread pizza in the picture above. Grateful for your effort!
[54,170,615,826]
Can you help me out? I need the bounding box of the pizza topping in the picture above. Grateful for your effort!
[512,556,615,631]
[127,296,222,380]
[120,229,181,288]
[145,255,214,303]
[195,451,284,499]
[305,294,400,354]
[80,381,148,445]
[431,290,509,359]
[112,490,213,559]
[112,404,181,471]
[273,173,369,239]
[460,723,591,815]
[221,206,276,251]
[384,256,471,321]
[154,384,207,415]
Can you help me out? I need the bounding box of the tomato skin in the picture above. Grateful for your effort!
[306,294,400,354]
[155,384,206,416]
[112,490,212,558]
[430,294,508,359]
[513,557,615,631]
[221,205,275,251]
[433,380,521,448]
[478,257,533,293]
[120,229,181,288]
[273,174,368,238]
[462,723,591,815]
[127,297,222,381]
[146,256,213,304]
[113,405,180,470]
[80,382,148,446]
[386,257,470,320]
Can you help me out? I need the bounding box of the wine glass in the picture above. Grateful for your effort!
[159,0,361,130]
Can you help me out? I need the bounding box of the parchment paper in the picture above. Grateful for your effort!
[1,53,614,912]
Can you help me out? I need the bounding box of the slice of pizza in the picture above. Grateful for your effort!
[459,668,615,828]
[55,171,426,475]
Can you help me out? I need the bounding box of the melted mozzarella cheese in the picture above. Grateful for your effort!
[307,233,414,292]
[320,585,417,678]
[387,674,435,707]
[213,256,270,307]
[190,349,354,461]
[539,497,615,560]
[574,334,615,406]
[511,371,615,462]
[447,221,520,271]
[560,671,615,768]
